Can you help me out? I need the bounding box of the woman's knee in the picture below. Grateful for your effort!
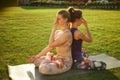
[39,63,55,75]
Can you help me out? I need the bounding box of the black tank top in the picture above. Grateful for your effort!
[71,28,83,61]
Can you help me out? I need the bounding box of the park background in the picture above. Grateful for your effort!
[0,0,120,80]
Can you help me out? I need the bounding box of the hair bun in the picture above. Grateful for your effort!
[68,7,75,14]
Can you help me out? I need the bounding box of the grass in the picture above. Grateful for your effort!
[0,6,120,80]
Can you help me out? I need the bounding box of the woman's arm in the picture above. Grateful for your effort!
[37,20,57,57]
[49,28,56,46]
[28,20,58,63]
[76,18,92,42]
[49,19,57,45]
[38,19,58,57]
[49,31,70,48]
[82,18,92,42]
[28,46,52,63]
[37,46,52,57]
[34,19,58,57]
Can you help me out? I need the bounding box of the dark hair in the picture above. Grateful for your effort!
[68,7,82,22]
[57,10,70,22]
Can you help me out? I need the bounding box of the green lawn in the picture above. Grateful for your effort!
[0,6,120,80]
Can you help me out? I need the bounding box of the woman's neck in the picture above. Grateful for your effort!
[61,25,69,31]
[71,22,78,28]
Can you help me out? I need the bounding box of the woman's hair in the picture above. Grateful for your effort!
[68,7,82,22]
[57,10,70,22]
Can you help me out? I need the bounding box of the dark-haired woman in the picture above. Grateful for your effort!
[68,7,92,69]
[28,10,73,75]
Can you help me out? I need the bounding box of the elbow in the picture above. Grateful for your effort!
[87,38,92,43]
[89,39,92,42]
[48,44,54,49]
[88,40,92,42]
[88,37,92,42]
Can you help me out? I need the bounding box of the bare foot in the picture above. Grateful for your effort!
[84,58,90,63]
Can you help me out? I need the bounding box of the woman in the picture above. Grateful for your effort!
[68,7,92,69]
[28,10,73,75]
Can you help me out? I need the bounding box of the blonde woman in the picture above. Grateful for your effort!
[28,10,73,75]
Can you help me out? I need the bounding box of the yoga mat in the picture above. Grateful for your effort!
[89,54,120,69]
[8,54,120,80]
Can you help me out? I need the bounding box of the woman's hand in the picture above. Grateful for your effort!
[80,18,92,42]
[53,19,58,29]
[28,55,39,63]
[81,18,88,28]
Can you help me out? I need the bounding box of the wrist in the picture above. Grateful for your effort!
[48,45,53,50]
[36,54,41,58]
[52,27,56,31]
[53,25,57,29]
[84,25,88,29]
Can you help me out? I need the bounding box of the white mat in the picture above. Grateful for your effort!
[8,54,120,80]
[8,64,35,80]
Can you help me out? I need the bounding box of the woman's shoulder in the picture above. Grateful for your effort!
[58,30,72,38]
[55,30,60,34]
[74,30,83,38]
[75,30,83,35]
[55,30,60,32]
[64,30,72,36]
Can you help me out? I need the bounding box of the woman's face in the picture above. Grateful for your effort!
[56,14,67,26]
[76,18,82,26]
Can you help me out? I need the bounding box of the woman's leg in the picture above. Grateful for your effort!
[34,52,53,67]
[39,62,59,75]
[39,59,72,75]
[34,56,45,67]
